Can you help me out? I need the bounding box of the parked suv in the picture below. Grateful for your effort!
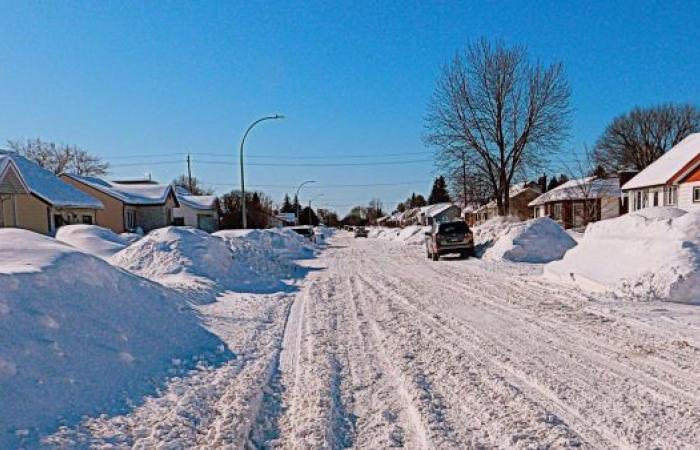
[425,220,474,260]
[354,226,369,238]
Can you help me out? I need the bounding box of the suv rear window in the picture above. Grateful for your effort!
[438,222,468,234]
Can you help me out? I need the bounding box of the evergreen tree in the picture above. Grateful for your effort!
[292,194,301,217]
[412,194,427,207]
[280,193,293,213]
[546,175,560,191]
[428,176,451,204]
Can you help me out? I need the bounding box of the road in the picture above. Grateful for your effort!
[50,232,700,448]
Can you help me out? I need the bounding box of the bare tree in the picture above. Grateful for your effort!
[172,175,215,195]
[7,138,109,176]
[425,39,571,216]
[593,103,700,171]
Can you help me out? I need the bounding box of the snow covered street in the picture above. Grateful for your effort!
[46,231,700,448]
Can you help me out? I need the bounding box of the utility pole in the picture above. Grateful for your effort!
[187,153,193,193]
[308,194,323,226]
[239,114,284,229]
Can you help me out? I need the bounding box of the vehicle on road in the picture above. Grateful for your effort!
[425,220,474,260]
[288,225,316,243]
[354,226,369,238]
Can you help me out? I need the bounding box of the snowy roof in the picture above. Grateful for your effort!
[418,203,456,218]
[529,177,621,206]
[64,174,175,205]
[622,133,700,190]
[173,186,217,210]
[0,151,103,209]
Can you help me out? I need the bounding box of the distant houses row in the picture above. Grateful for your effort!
[0,150,219,236]
[379,132,700,230]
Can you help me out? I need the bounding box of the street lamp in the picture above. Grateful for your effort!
[295,180,316,225]
[239,114,284,229]
[308,193,324,226]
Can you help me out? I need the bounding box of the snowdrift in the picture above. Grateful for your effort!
[111,227,236,296]
[482,217,576,263]
[55,224,128,258]
[0,229,227,447]
[546,207,700,303]
[370,225,430,245]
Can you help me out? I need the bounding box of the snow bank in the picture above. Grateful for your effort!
[55,224,128,258]
[472,216,522,247]
[111,227,235,296]
[482,217,576,263]
[215,228,314,261]
[370,225,429,245]
[0,229,227,447]
[546,207,700,303]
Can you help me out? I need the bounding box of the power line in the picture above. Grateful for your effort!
[199,180,432,188]
[109,158,433,168]
[102,150,430,161]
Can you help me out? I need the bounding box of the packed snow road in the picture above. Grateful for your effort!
[274,234,700,448]
[50,231,700,448]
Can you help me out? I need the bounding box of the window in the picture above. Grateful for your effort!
[82,215,93,224]
[172,217,185,226]
[664,186,678,205]
[553,203,562,220]
[635,191,642,210]
[126,210,136,230]
[653,192,659,207]
[694,187,700,203]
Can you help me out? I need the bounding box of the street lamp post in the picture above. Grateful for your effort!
[295,180,316,225]
[239,114,284,229]
[308,194,324,226]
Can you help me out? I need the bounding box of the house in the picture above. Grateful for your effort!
[474,182,542,225]
[61,174,178,233]
[173,187,219,232]
[398,207,420,227]
[529,176,623,229]
[0,151,103,234]
[276,212,297,226]
[621,133,700,212]
[461,204,478,227]
[418,203,461,226]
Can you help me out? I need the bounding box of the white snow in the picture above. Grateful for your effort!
[482,217,577,263]
[63,174,174,205]
[370,225,430,245]
[622,133,700,189]
[0,151,103,209]
[546,207,700,303]
[0,229,227,448]
[55,224,128,258]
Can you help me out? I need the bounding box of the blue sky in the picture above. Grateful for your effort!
[1,1,698,215]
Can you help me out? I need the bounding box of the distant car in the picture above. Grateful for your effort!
[288,225,316,243]
[354,226,369,238]
[425,220,474,260]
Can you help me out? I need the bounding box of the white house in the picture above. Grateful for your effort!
[418,203,461,226]
[622,133,700,212]
[173,187,219,232]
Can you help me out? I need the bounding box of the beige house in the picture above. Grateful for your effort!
[61,174,179,233]
[474,183,542,225]
[0,152,103,235]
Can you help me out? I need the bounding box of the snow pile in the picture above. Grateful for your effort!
[546,207,700,303]
[0,229,227,447]
[215,228,315,261]
[482,217,576,263]
[370,225,429,245]
[472,216,522,247]
[111,227,235,296]
[55,224,129,258]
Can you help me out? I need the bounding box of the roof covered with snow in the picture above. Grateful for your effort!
[529,177,622,206]
[419,203,457,218]
[64,174,175,205]
[174,187,217,210]
[622,133,700,190]
[0,151,103,209]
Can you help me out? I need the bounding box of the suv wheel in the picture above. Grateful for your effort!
[431,252,439,261]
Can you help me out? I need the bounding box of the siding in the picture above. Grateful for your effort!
[600,197,620,220]
[678,181,700,211]
[15,193,50,234]
[61,175,127,233]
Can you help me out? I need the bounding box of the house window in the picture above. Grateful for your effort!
[694,187,700,203]
[653,192,659,207]
[635,191,642,210]
[126,210,136,229]
[82,215,93,224]
[553,203,562,220]
[664,186,678,205]
[173,217,185,226]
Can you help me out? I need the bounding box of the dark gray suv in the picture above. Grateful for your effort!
[425,220,474,260]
